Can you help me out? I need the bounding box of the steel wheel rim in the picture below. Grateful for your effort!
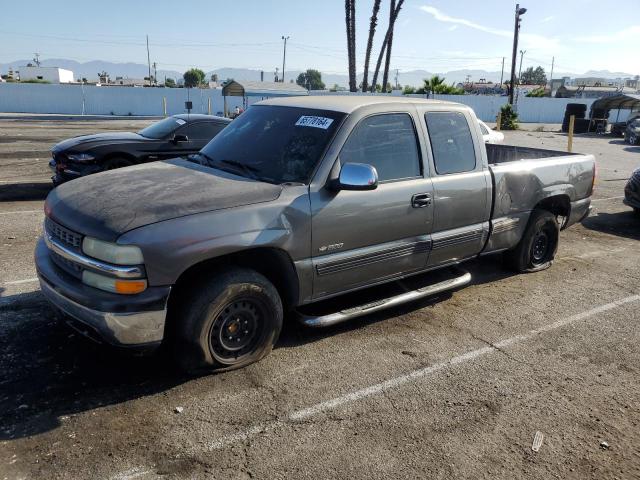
[531,231,549,263]
[209,297,265,363]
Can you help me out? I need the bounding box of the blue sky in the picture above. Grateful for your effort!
[1,0,638,77]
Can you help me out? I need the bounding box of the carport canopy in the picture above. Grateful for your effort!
[222,80,308,98]
[591,93,640,113]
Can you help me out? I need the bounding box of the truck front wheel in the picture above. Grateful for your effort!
[504,209,559,273]
[173,268,283,373]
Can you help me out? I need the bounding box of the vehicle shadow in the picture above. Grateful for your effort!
[581,210,640,240]
[0,182,52,202]
[0,256,513,441]
[0,293,188,441]
[278,255,513,348]
[607,139,640,152]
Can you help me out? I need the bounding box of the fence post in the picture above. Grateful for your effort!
[162,97,167,117]
[208,97,212,115]
[496,112,502,131]
[567,114,575,152]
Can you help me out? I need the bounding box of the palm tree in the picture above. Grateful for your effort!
[370,0,404,92]
[361,0,381,93]
[381,0,397,93]
[424,75,446,94]
[345,0,357,92]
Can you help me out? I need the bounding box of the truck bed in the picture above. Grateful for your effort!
[486,143,578,165]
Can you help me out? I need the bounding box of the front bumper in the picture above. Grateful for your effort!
[35,237,170,348]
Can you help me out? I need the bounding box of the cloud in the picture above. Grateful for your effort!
[419,5,559,51]
[448,25,458,31]
[541,15,555,23]
[575,25,640,43]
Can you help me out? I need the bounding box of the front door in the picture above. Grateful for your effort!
[422,111,491,267]
[310,112,434,299]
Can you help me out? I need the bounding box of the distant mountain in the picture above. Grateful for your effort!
[1,58,637,88]
[583,70,637,79]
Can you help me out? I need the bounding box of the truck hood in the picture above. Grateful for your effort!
[45,158,283,241]
[53,132,146,152]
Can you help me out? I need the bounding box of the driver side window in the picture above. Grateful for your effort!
[339,113,421,182]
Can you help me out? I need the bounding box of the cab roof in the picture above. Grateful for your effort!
[256,95,463,114]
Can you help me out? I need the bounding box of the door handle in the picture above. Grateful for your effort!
[411,193,431,208]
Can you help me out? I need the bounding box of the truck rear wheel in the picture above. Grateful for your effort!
[504,209,559,273]
[173,268,283,373]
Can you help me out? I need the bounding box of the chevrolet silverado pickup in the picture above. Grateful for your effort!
[35,97,595,372]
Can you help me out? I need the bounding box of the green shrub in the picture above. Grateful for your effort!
[500,104,519,130]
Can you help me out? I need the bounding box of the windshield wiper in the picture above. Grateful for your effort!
[188,152,215,166]
[216,159,261,180]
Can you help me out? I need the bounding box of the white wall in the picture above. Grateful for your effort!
[0,83,615,123]
[0,83,245,116]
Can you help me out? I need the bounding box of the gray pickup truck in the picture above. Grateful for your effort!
[36,97,595,372]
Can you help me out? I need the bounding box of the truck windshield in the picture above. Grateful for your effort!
[139,117,184,139]
[199,106,345,184]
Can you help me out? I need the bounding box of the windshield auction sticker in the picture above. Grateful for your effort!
[295,116,334,129]
[175,119,187,125]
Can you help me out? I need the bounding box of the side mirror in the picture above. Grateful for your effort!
[332,162,378,191]
[173,134,189,143]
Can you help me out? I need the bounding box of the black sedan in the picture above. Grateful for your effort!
[624,167,640,217]
[50,114,231,184]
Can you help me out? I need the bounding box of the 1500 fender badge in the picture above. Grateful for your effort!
[319,243,344,253]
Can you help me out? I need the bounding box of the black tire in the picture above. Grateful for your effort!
[634,208,640,218]
[628,133,638,145]
[172,268,283,373]
[504,209,559,273]
[103,157,133,171]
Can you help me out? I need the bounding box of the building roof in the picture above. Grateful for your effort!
[222,80,308,97]
[256,95,460,114]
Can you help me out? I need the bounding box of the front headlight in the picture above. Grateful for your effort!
[67,153,95,162]
[82,237,144,265]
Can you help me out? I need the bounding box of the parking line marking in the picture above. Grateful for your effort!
[591,196,624,202]
[4,277,39,285]
[203,294,640,450]
[0,209,43,215]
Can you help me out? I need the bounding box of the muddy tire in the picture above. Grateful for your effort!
[504,209,559,273]
[172,268,282,374]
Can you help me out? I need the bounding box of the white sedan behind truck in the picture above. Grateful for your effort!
[479,119,505,144]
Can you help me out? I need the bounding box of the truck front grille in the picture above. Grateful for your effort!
[50,250,83,279]
[45,218,82,249]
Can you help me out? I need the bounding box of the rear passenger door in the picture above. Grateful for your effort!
[310,112,434,299]
[422,110,491,267]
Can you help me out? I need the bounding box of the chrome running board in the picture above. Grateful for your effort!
[298,267,471,328]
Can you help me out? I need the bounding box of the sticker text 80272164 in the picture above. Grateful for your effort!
[295,116,334,129]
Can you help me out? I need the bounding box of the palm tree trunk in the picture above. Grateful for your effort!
[370,0,404,92]
[345,0,352,91]
[381,0,396,93]
[361,0,381,93]
[349,0,357,92]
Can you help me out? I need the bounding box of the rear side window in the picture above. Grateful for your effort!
[425,112,476,175]
[478,122,489,135]
[340,113,421,182]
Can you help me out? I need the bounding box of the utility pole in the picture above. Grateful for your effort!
[146,35,152,87]
[33,52,41,67]
[152,62,157,86]
[509,4,527,105]
[518,49,526,82]
[274,67,279,83]
[500,57,505,86]
[395,69,399,89]
[549,56,555,92]
[281,36,289,83]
